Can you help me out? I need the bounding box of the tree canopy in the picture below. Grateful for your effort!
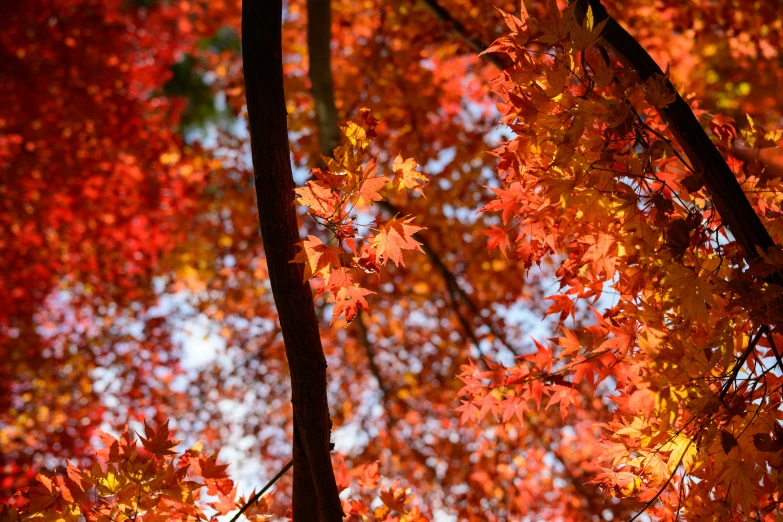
[3,0,783,520]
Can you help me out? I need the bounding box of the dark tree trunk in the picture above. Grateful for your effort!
[241,1,344,520]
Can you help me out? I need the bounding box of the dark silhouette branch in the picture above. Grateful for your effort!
[241,0,343,520]
[719,326,766,401]
[574,0,779,275]
[229,460,294,522]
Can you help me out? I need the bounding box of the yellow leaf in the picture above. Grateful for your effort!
[720,459,757,515]
[569,5,608,51]
[97,470,121,494]
[661,433,697,473]
[661,264,717,324]
[391,155,428,195]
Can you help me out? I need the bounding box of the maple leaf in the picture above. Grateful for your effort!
[371,216,425,267]
[524,338,554,373]
[496,6,529,37]
[546,386,577,420]
[294,180,339,217]
[138,421,181,456]
[325,269,374,324]
[545,61,569,96]
[479,184,521,225]
[752,423,783,453]
[333,456,351,491]
[197,452,229,480]
[741,114,782,149]
[391,154,428,195]
[329,284,374,325]
[354,243,380,274]
[480,36,519,59]
[660,433,696,473]
[661,264,717,324]
[719,430,739,454]
[569,5,608,52]
[643,73,677,108]
[209,490,238,516]
[556,327,581,357]
[291,235,342,282]
[341,107,379,149]
[355,156,391,205]
[536,0,576,44]
[720,459,757,515]
[357,461,381,489]
[544,294,574,322]
[456,400,481,424]
[66,462,90,493]
[599,323,637,355]
[380,480,412,512]
[484,225,510,259]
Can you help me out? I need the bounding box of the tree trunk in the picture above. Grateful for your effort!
[308,0,340,157]
[241,1,344,520]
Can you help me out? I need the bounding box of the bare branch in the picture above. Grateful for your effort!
[229,460,294,522]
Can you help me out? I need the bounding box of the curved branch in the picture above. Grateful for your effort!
[377,200,521,356]
[418,0,510,70]
[241,1,343,520]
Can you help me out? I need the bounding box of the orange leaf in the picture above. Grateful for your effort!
[325,269,374,325]
[372,216,425,267]
[380,480,411,512]
[291,235,342,282]
[391,155,428,195]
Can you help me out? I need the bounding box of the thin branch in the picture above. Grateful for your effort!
[229,460,294,522]
[573,0,780,282]
[418,0,510,70]
[378,200,521,356]
[765,327,783,376]
[720,325,767,401]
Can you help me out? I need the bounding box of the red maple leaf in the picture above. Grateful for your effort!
[484,225,510,259]
[138,421,181,456]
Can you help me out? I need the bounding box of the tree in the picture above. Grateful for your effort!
[3,0,783,520]
[0,0,240,493]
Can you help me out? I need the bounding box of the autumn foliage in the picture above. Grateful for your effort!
[293,108,428,324]
[4,0,783,520]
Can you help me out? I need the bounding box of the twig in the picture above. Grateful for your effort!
[228,460,294,522]
[628,437,693,522]
[720,326,767,401]
[765,326,783,375]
